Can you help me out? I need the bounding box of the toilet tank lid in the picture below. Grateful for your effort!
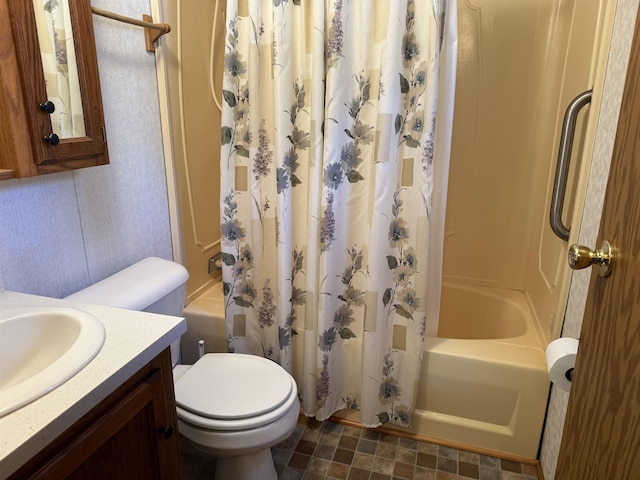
[65,257,189,311]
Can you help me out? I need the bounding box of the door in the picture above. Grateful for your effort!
[555,9,640,479]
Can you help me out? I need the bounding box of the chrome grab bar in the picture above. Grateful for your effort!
[549,90,592,241]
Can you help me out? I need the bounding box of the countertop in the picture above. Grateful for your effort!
[0,290,186,479]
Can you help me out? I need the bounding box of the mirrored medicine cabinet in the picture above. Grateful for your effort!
[0,0,108,180]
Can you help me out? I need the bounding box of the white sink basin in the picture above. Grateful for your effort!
[0,307,105,417]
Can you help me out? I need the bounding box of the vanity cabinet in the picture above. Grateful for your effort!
[7,348,182,480]
[0,0,108,180]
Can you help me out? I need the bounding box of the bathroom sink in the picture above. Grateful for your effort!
[0,307,105,417]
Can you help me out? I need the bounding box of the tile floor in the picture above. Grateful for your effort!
[181,416,540,480]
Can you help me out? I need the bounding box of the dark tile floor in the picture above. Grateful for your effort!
[181,416,540,480]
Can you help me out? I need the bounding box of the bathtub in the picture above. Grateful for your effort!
[182,280,549,459]
[406,282,549,459]
[180,282,227,365]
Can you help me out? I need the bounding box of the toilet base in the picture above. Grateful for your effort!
[215,448,276,480]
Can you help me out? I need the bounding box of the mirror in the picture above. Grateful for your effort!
[1,0,108,177]
[32,0,85,139]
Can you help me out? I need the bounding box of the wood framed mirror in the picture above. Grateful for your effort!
[1,0,108,178]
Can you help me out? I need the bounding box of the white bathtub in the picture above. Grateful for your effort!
[409,282,549,459]
[180,283,226,365]
[182,280,549,459]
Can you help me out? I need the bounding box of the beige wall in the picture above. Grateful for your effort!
[444,0,615,342]
[158,0,225,301]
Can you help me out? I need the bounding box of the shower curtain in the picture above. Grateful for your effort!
[220,0,457,427]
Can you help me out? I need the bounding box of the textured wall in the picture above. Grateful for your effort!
[539,1,639,478]
[0,0,172,298]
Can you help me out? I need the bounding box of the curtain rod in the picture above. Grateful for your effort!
[91,6,171,52]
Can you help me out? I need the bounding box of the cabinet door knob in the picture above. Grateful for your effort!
[40,100,56,114]
[159,425,174,439]
[44,133,60,145]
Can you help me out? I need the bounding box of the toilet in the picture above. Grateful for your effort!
[65,257,299,480]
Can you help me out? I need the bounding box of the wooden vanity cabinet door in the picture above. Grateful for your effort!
[47,370,170,479]
[8,349,182,480]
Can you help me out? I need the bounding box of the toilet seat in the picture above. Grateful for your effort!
[175,353,298,431]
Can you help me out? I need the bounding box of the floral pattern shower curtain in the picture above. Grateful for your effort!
[221,0,455,427]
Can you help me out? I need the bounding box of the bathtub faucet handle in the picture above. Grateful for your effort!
[568,240,613,277]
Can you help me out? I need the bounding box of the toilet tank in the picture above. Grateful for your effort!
[65,257,189,364]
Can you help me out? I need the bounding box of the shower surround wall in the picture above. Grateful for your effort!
[444,0,614,344]
[0,0,173,297]
[155,0,225,302]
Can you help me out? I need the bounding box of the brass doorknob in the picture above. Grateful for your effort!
[568,240,613,277]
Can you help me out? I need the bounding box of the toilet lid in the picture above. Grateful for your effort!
[175,353,294,422]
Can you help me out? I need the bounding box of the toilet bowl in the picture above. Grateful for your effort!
[65,257,298,480]
[174,353,299,479]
